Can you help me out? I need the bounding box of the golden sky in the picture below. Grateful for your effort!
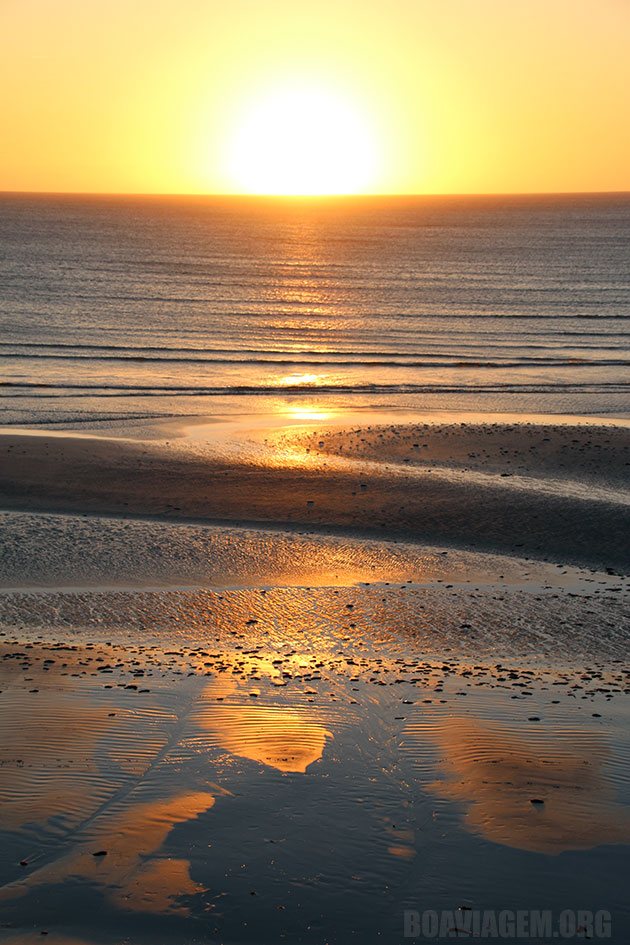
[1,0,629,195]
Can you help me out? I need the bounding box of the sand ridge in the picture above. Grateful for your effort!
[1,419,629,571]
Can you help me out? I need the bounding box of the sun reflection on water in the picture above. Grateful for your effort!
[195,676,334,774]
[283,406,335,423]
[408,715,630,854]
[278,372,322,387]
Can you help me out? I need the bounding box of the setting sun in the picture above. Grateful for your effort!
[225,83,380,195]
[2,1,630,194]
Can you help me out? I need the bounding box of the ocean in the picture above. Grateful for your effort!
[1,192,629,427]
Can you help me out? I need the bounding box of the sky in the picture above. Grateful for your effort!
[1,0,629,195]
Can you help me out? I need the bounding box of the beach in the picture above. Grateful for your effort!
[1,0,630,925]
[1,192,629,943]
[1,416,629,569]
[0,411,629,943]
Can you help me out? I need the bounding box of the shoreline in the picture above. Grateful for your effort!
[3,404,630,440]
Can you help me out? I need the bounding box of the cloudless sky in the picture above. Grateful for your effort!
[1,0,629,194]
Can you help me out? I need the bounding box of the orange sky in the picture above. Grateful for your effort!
[1,0,629,195]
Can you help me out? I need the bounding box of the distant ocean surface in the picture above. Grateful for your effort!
[1,193,629,427]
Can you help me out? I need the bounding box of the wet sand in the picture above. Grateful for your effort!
[0,418,629,571]
[0,414,629,943]
[1,612,629,943]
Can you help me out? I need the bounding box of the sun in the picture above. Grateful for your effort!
[225,82,380,195]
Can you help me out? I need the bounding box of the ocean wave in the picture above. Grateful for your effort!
[2,336,628,354]
[2,352,629,367]
[2,381,629,397]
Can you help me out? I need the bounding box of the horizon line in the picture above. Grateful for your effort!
[1,188,629,199]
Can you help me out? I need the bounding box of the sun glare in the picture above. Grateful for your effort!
[226,83,380,195]
[279,372,321,386]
